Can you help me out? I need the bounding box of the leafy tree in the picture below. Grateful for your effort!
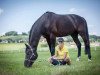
[0,39,2,42]
[5,31,18,36]
[90,35,97,40]
[22,32,28,35]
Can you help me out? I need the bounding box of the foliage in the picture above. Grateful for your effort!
[0,35,28,43]
[22,32,28,35]
[0,39,2,42]
[5,31,18,36]
[0,31,100,43]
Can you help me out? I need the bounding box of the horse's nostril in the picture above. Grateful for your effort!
[24,63,31,68]
[24,60,32,68]
[25,65,31,68]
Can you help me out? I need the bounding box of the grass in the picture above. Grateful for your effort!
[0,43,25,51]
[0,43,100,75]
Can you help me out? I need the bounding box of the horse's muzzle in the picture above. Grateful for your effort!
[24,60,33,68]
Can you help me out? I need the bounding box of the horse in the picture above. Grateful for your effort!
[24,11,91,67]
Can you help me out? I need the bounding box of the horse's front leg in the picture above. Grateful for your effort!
[45,34,56,56]
[46,34,56,56]
[50,34,56,56]
[50,41,56,56]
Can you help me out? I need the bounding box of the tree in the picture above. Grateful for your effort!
[5,31,18,36]
[0,39,2,42]
[22,32,28,35]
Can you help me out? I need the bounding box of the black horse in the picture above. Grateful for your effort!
[24,11,91,67]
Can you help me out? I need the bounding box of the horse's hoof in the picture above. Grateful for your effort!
[88,59,91,62]
[76,58,80,61]
[85,52,88,55]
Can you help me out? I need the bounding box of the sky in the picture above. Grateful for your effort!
[0,0,100,35]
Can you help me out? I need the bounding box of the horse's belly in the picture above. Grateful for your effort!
[55,26,75,37]
[53,29,74,37]
[56,32,72,37]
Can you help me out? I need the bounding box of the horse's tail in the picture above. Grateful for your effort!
[78,17,90,55]
[83,18,91,56]
[83,18,90,41]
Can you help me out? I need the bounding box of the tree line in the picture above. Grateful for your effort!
[0,31,100,43]
[0,31,28,43]
[5,31,28,36]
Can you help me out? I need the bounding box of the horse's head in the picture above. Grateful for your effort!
[24,44,38,67]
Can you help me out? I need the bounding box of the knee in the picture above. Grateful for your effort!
[51,58,59,65]
[64,58,71,65]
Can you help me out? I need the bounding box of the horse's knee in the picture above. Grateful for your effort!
[85,44,90,54]
[77,42,81,48]
[77,43,81,57]
[88,54,91,59]
[50,49,55,56]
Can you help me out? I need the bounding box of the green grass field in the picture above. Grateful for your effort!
[0,43,100,75]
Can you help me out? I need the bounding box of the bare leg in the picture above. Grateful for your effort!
[64,57,71,65]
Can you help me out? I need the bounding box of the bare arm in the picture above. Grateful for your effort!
[52,51,58,59]
[63,52,67,60]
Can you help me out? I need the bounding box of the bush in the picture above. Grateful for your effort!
[0,39,2,42]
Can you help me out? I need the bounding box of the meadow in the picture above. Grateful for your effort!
[0,43,100,75]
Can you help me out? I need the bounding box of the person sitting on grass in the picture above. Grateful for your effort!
[49,37,71,65]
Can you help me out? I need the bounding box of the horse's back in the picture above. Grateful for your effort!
[45,12,86,28]
[42,12,87,36]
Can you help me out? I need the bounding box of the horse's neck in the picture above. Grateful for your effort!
[29,35,41,49]
[29,15,44,49]
[29,31,41,50]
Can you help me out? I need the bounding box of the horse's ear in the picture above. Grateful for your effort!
[25,43,29,48]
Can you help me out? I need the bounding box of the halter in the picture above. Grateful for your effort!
[25,53,36,62]
[25,48,36,63]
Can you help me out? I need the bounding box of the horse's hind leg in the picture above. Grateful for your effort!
[79,32,91,60]
[71,33,81,60]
